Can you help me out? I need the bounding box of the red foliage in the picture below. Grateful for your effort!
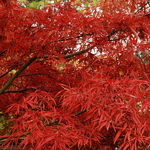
[0,0,150,149]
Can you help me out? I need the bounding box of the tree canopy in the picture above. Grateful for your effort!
[0,0,150,149]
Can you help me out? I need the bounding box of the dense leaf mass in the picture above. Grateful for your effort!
[0,0,150,149]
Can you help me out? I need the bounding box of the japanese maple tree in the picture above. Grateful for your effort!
[0,0,150,149]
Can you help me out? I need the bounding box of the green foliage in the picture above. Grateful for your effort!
[19,0,48,9]
[19,0,102,9]
[30,0,42,2]
[19,0,27,3]
[0,114,7,130]
[92,0,98,6]
[28,0,45,9]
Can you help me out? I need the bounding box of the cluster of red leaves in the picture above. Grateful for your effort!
[0,0,150,149]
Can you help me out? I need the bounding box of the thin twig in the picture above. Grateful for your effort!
[0,50,7,56]
[74,109,87,116]
[18,72,62,77]
[144,13,150,16]
[20,73,66,85]
[49,33,94,44]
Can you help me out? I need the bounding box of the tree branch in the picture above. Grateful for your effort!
[3,88,32,94]
[0,56,37,94]
[0,50,7,57]
[18,72,62,77]
[134,1,150,14]
[0,70,10,78]
[144,13,150,16]
[74,109,87,116]
[19,72,66,85]
[64,45,96,59]
[49,33,94,44]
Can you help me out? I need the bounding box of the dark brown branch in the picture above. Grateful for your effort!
[0,50,7,56]
[49,33,94,44]
[3,88,32,94]
[64,45,96,59]
[0,56,37,94]
[18,72,62,77]
[19,72,66,85]
[47,74,67,85]
[75,109,87,116]
[42,45,96,59]
[144,13,150,16]
[134,1,150,14]
[2,86,43,94]
[0,70,10,78]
